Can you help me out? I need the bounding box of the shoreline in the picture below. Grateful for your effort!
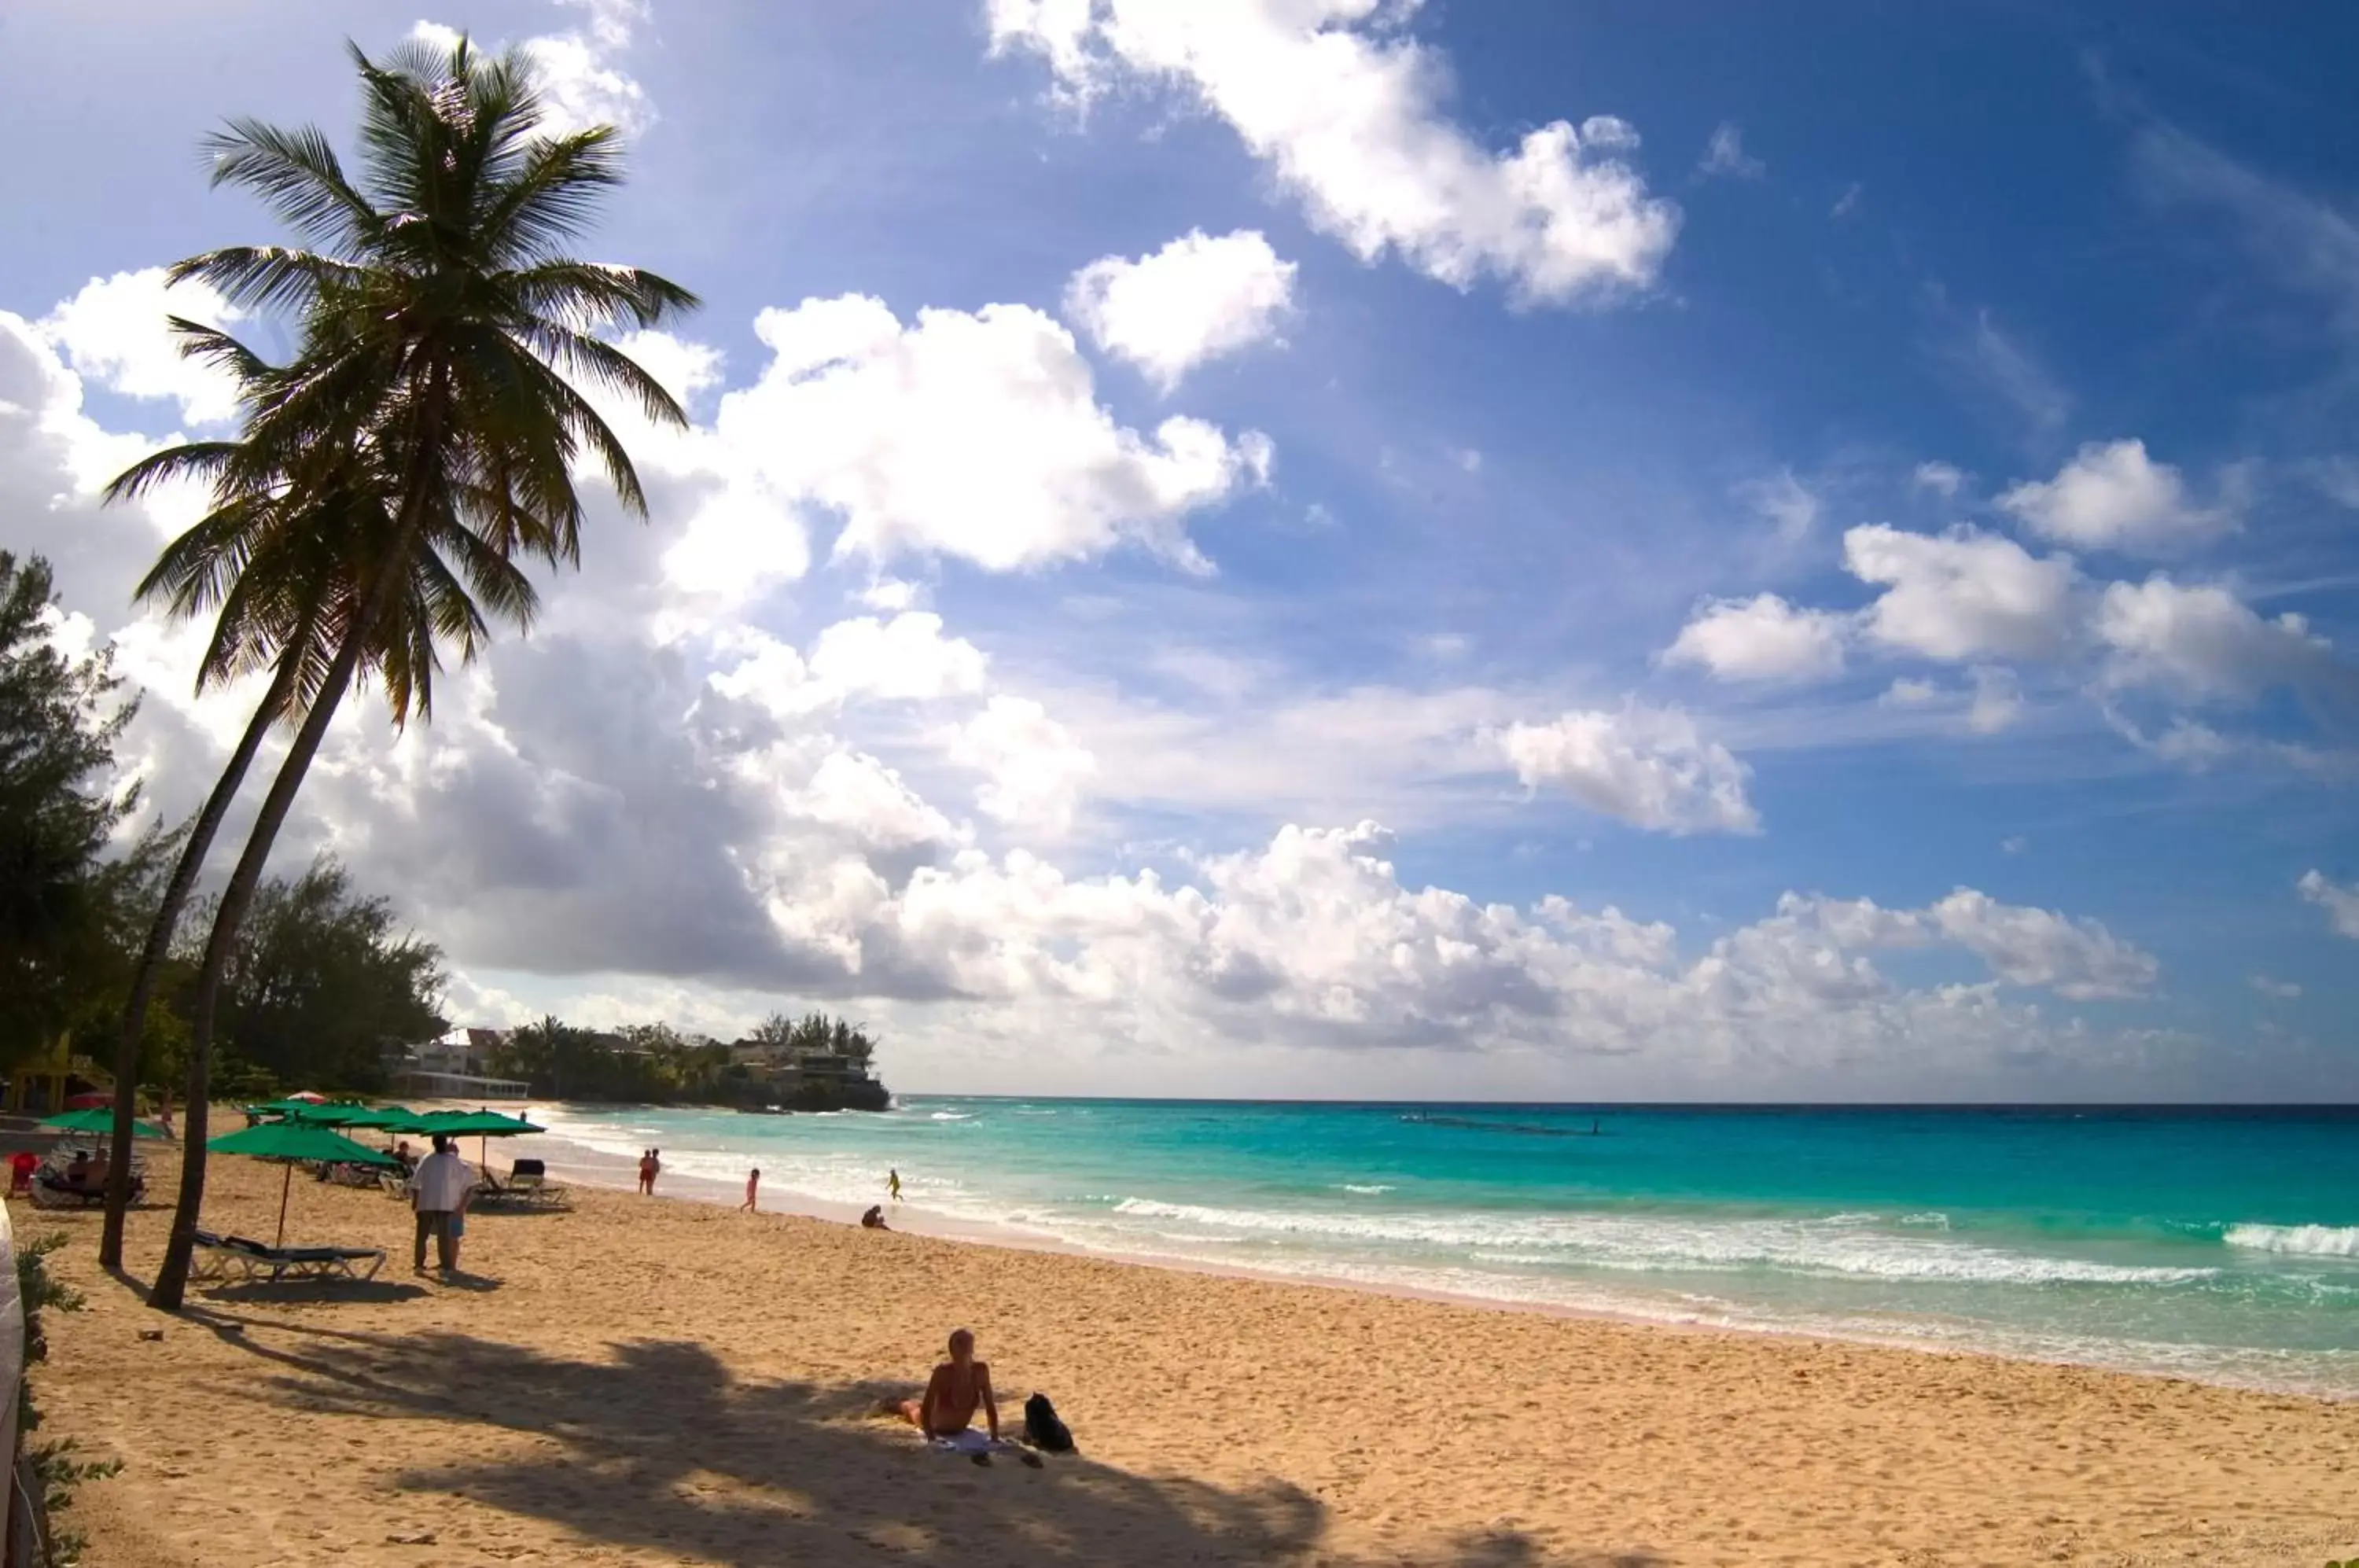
[497,1110,2355,1404]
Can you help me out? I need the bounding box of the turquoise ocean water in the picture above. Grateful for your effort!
[532,1099,2359,1397]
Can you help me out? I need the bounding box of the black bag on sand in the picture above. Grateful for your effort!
[1023,1393,1075,1453]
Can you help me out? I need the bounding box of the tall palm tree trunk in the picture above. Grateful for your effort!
[146,619,373,1309]
[150,386,448,1312]
[99,659,297,1268]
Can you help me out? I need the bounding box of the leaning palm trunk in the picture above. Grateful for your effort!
[148,510,429,1311]
[98,659,296,1268]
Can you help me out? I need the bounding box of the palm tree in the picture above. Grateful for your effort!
[96,326,540,1268]
[141,35,696,1310]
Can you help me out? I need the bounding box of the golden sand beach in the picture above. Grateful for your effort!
[24,1146,2359,1567]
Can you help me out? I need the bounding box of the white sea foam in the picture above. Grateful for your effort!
[2225,1223,2359,1258]
[1105,1198,2218,1286]
[1339,1183,1396,1195]
[931,1112,976,1121]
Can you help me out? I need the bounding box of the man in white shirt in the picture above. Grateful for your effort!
[410,1135,476,1275]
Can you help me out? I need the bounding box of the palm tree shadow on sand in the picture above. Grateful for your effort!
[190,1313,1664,1567]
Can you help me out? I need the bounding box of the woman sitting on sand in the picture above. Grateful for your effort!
[888,1330,1041,1467]
[860,1205,889,1230]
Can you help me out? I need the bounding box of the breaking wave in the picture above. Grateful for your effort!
[2224,1224,2359,1258]
[1104,1198,2218,1286]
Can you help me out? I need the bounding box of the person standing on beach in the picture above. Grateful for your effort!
[742,1168,760,1212]
[411,1135,474,1276]
[637,1149,658,1194]
[888,1167,903,1203]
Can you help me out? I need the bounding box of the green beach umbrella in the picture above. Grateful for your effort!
[421,1110,543,1136]
[289,1102,407,1129]
[419,1108,543,1170]
[40,1106,170,1139]
[329,1105,420,1130]
[208,1121,402,1247]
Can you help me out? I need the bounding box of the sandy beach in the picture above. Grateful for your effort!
[24,1143,2359,1568]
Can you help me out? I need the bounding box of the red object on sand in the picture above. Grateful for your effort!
[9,1152,36,1194]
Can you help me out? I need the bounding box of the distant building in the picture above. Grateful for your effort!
[388,1027,528,1101]
[722,1036,883,1109]
[390,1068,530,1101]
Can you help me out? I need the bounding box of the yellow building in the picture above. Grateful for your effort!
[2,1034,104,1117]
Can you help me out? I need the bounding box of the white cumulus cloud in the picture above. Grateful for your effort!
[1663,594,1849,683]
[1065,228,1297,391]
[2298,870,2359,940]
[1926,888,2158,999]
[988,0,1680,306]
[951,694,1099,834]
[35,268,246,426]
[1501,705,1758,836]
[714,294,1272,574]
[705,613,990,719]
[1845,524,2077,663]
[1998,439,2233,554]
[2094,576,2336,703]
[808,613,990,704]
[414,0,653,139]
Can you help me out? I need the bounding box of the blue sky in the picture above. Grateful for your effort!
[2,0,2355,1099]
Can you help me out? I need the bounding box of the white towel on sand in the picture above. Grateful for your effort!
[928,1430,999,1455]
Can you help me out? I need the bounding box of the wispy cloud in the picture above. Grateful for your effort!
[1698,122,1765,181]
[2131,120,2359,336]
[1923,292,2073,443]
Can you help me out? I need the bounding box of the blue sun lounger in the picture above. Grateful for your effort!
[190,1230,386,1283]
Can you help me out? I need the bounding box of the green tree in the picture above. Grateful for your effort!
[0,553,142,1069]
[142,35,697,1310]
[98,325,542,1266]
[204,855,447,1091]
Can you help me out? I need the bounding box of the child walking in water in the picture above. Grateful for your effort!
[742,1168,760,1212]
[888,1167,903,1203]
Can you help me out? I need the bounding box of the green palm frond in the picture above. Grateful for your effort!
[201,119,382,254]
[165,245,370,315]
[114,26,697,738]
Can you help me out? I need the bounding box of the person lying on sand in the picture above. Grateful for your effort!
[889,1330,1041,1466]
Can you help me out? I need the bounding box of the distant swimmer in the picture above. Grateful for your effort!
[742,1168,760,1212]
[888,1167,903,1203]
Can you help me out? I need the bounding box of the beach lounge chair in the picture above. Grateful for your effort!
[189,1230,386,1284]
[472,1159,569,1210]
[502,1158,569,1208]
[469,1160,566,1207]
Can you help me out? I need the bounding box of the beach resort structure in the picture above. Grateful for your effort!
[726,1036,890,1110]
[385,1028,529,1102]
